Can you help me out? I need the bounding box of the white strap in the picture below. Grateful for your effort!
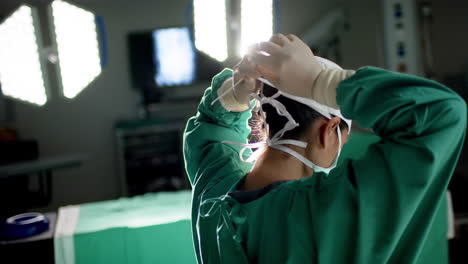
[222,139,308,164]
[270,126,342,172]
[275,139,308,148]
[258,77,352,133]
[222,140,267,163]
[251,92,300,142]
[270,144,317,169]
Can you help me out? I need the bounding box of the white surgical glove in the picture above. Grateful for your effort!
[217,56,262,112]
[249,34,354,108]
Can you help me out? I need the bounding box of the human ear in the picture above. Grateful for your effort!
[322,117,341,148]
[327,117,341,132]
[315,118,331,148]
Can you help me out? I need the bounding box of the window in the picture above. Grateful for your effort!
[240,0,273,56]
[193,0,228,62]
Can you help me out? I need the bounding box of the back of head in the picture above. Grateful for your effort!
[252,83,348,142]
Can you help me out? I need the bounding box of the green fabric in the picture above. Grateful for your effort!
[73,191,196,264]
[337,131,381,165]
[183,67,467,263]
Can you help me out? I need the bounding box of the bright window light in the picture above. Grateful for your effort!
[51,0,101,99]
[240,0,273,56]
[193,0,228,62]
[0,5,47,105]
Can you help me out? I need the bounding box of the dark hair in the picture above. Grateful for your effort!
[249,84,347,142]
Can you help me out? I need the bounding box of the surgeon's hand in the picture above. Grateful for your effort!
[232,55,263,105]
[249,34,323,98]
[215,55,262,112]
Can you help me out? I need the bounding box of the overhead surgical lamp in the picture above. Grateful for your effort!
[0,5,49,106]
[49,0,102,99]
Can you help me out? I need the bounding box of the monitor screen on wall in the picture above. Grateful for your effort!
[152,27,195,87]
[128,26,222,104]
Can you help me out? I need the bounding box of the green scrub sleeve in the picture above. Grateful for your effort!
[183,69,253,189]
[336,66,467,259]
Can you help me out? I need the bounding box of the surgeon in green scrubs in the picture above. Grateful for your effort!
[183,34,466,263]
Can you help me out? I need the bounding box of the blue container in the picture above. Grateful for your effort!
[0,213,49,239]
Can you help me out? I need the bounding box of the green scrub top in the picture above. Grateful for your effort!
[183,67,467,263]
